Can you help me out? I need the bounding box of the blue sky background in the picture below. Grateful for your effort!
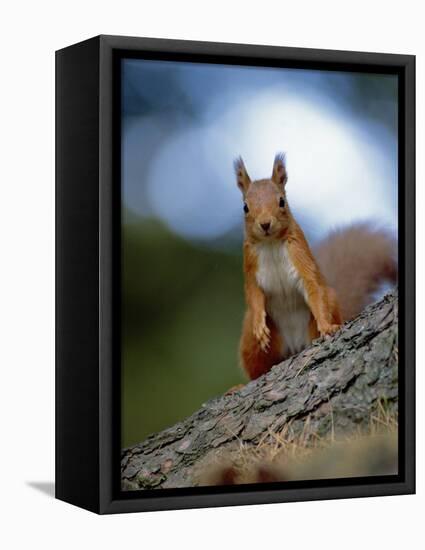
[120,58,398,446]
[121,59,398,246]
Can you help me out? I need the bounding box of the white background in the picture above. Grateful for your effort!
[0,1,422,548]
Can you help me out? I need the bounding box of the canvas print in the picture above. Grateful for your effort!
[120,58,398,491]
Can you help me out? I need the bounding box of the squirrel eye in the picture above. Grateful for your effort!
[243,203,249,214]
[279,197,285,208]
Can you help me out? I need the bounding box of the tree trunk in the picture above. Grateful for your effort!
[121,290,398,490]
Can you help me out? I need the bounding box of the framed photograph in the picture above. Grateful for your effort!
[56,35,415,514]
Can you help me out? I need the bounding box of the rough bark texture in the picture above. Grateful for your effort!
[121,290,398,490]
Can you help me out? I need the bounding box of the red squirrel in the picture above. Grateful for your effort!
[236,153,397,381]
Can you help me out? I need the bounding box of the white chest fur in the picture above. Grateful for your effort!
[255,241,311,356]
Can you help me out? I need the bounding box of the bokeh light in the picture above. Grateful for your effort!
[121,58,398,446]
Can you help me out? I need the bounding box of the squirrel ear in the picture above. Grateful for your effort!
[234,156,251,195]
[272,153,288,187]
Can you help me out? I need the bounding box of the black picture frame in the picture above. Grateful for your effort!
[56,35,415,514]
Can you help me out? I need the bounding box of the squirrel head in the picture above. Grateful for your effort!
[235,153,290,242]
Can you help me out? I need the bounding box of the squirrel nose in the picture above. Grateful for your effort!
[261,222,271,232]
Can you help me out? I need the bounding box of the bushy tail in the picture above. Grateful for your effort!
[314,223,397,321]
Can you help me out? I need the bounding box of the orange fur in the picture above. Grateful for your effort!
[286,223,342,334]
[240,309,283,380]
[235,154,394,381]
[314,223,397,321]
[238,242,283,378]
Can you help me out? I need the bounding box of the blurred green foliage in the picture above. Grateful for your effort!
[120,63,398,449]
[122,217,246,447]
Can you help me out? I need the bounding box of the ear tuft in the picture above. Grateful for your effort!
[272,152,288,187]
[234,156,251,195]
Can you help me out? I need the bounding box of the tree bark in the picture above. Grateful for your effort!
[121,290,398,490]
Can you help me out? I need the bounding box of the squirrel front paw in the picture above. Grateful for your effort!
[253,312,271,352]
[318,322,340,337]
